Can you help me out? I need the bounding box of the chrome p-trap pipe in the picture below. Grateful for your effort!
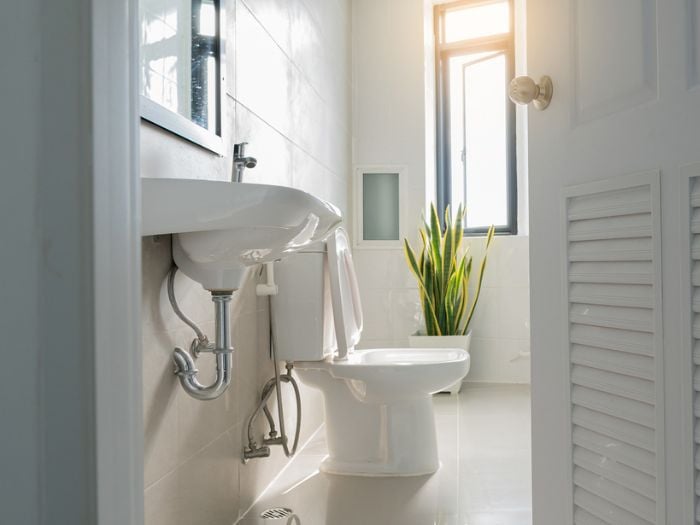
[169,266,234,401]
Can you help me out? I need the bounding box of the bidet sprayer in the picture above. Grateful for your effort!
[232,142,257,182]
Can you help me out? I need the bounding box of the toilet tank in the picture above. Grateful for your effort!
[271,246,335,362]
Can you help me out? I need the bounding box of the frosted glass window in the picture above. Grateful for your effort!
[362,173,400,241]
[443,1,510,43]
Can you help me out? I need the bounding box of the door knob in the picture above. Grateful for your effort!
[508,75,553,110]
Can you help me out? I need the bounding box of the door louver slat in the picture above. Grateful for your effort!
[568,238,653,263]
[569,305,653,332]
[574,487,654,525]
[573,467,655,521]
[571,386,655,428]
[569,283,654,309]
[571,365,655,404]
[573,447,656,500]
[572,426,655,476]
[570,345,654,380]
[572,406,655,452]
[569,325,653,356]
[691,178,700,524]
[573,506,613,525]
[566,180,662,524]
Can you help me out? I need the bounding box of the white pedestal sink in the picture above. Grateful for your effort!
[142,178,343,291]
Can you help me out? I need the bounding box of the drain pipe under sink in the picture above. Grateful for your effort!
[168,266,234,401]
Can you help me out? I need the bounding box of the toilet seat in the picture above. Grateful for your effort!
[296,347,469,402]
[325,226,362,360]
[330,347,467,381]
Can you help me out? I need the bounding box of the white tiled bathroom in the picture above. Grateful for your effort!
[16,0,695,523]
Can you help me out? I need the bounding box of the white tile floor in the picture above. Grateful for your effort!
[237,384,532,525]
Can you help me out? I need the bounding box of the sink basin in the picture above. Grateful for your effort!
[142,178,342,290]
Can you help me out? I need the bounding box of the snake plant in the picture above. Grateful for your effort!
[403,203,495,336]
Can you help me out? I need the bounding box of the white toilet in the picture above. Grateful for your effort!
[271,228,470,476]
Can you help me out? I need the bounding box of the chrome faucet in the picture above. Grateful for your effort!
[232,142,257,182]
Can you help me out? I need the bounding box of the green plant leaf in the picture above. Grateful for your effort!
[418,227,428,251]
[445,270,461,334]
[453,203,464,257]
[454,254,468,333]
[464,225,496,334]
[421,255,441,335]
[404,238,441,335]
[429,203,443,286]
[442,206,455,302]
[403,239,421,279]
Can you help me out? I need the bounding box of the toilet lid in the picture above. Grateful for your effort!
[327,228,363,358]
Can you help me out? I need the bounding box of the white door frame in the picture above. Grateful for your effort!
[92,0,143,522]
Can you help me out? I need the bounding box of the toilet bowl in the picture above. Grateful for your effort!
[271,228,470,476]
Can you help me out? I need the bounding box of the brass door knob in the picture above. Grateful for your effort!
[508,75,553,110]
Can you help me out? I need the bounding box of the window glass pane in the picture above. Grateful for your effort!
[140,0,220,133]
[363,173,400,240]
[448,52,508,228]
[443,1,509,43]
[448,52,493,221]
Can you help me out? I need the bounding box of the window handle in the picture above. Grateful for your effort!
[508,75,553,110]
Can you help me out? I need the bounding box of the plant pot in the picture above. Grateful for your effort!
[408,331,472,395]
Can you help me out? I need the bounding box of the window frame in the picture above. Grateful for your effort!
[435,0,517,236]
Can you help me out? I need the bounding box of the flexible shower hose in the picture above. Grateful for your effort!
[245,295,302,458]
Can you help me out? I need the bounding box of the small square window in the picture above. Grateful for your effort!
[353,166,406,249]
[362,173,400,241]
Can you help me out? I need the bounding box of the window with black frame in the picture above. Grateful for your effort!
[435,0,517,235]
[139,0,224,154]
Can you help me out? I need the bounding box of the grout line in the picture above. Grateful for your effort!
[234,0,352,134]
[234,424,326,524]
[227,94,349,180]
[469,335,531,343]
[463,380,532,387]
[144,424,239,491]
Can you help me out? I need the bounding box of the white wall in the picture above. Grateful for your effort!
[352,0,530,383]
[140,1,351,523]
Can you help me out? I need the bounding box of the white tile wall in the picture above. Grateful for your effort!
[140,1,351,523]
[464,236,531,383]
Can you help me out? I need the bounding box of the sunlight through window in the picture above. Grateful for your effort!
[444,1,510,43]
[437,0,516,234]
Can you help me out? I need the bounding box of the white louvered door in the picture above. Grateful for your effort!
[526,1,700,523]
[689,173,700,525]
[565,174,663,524]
